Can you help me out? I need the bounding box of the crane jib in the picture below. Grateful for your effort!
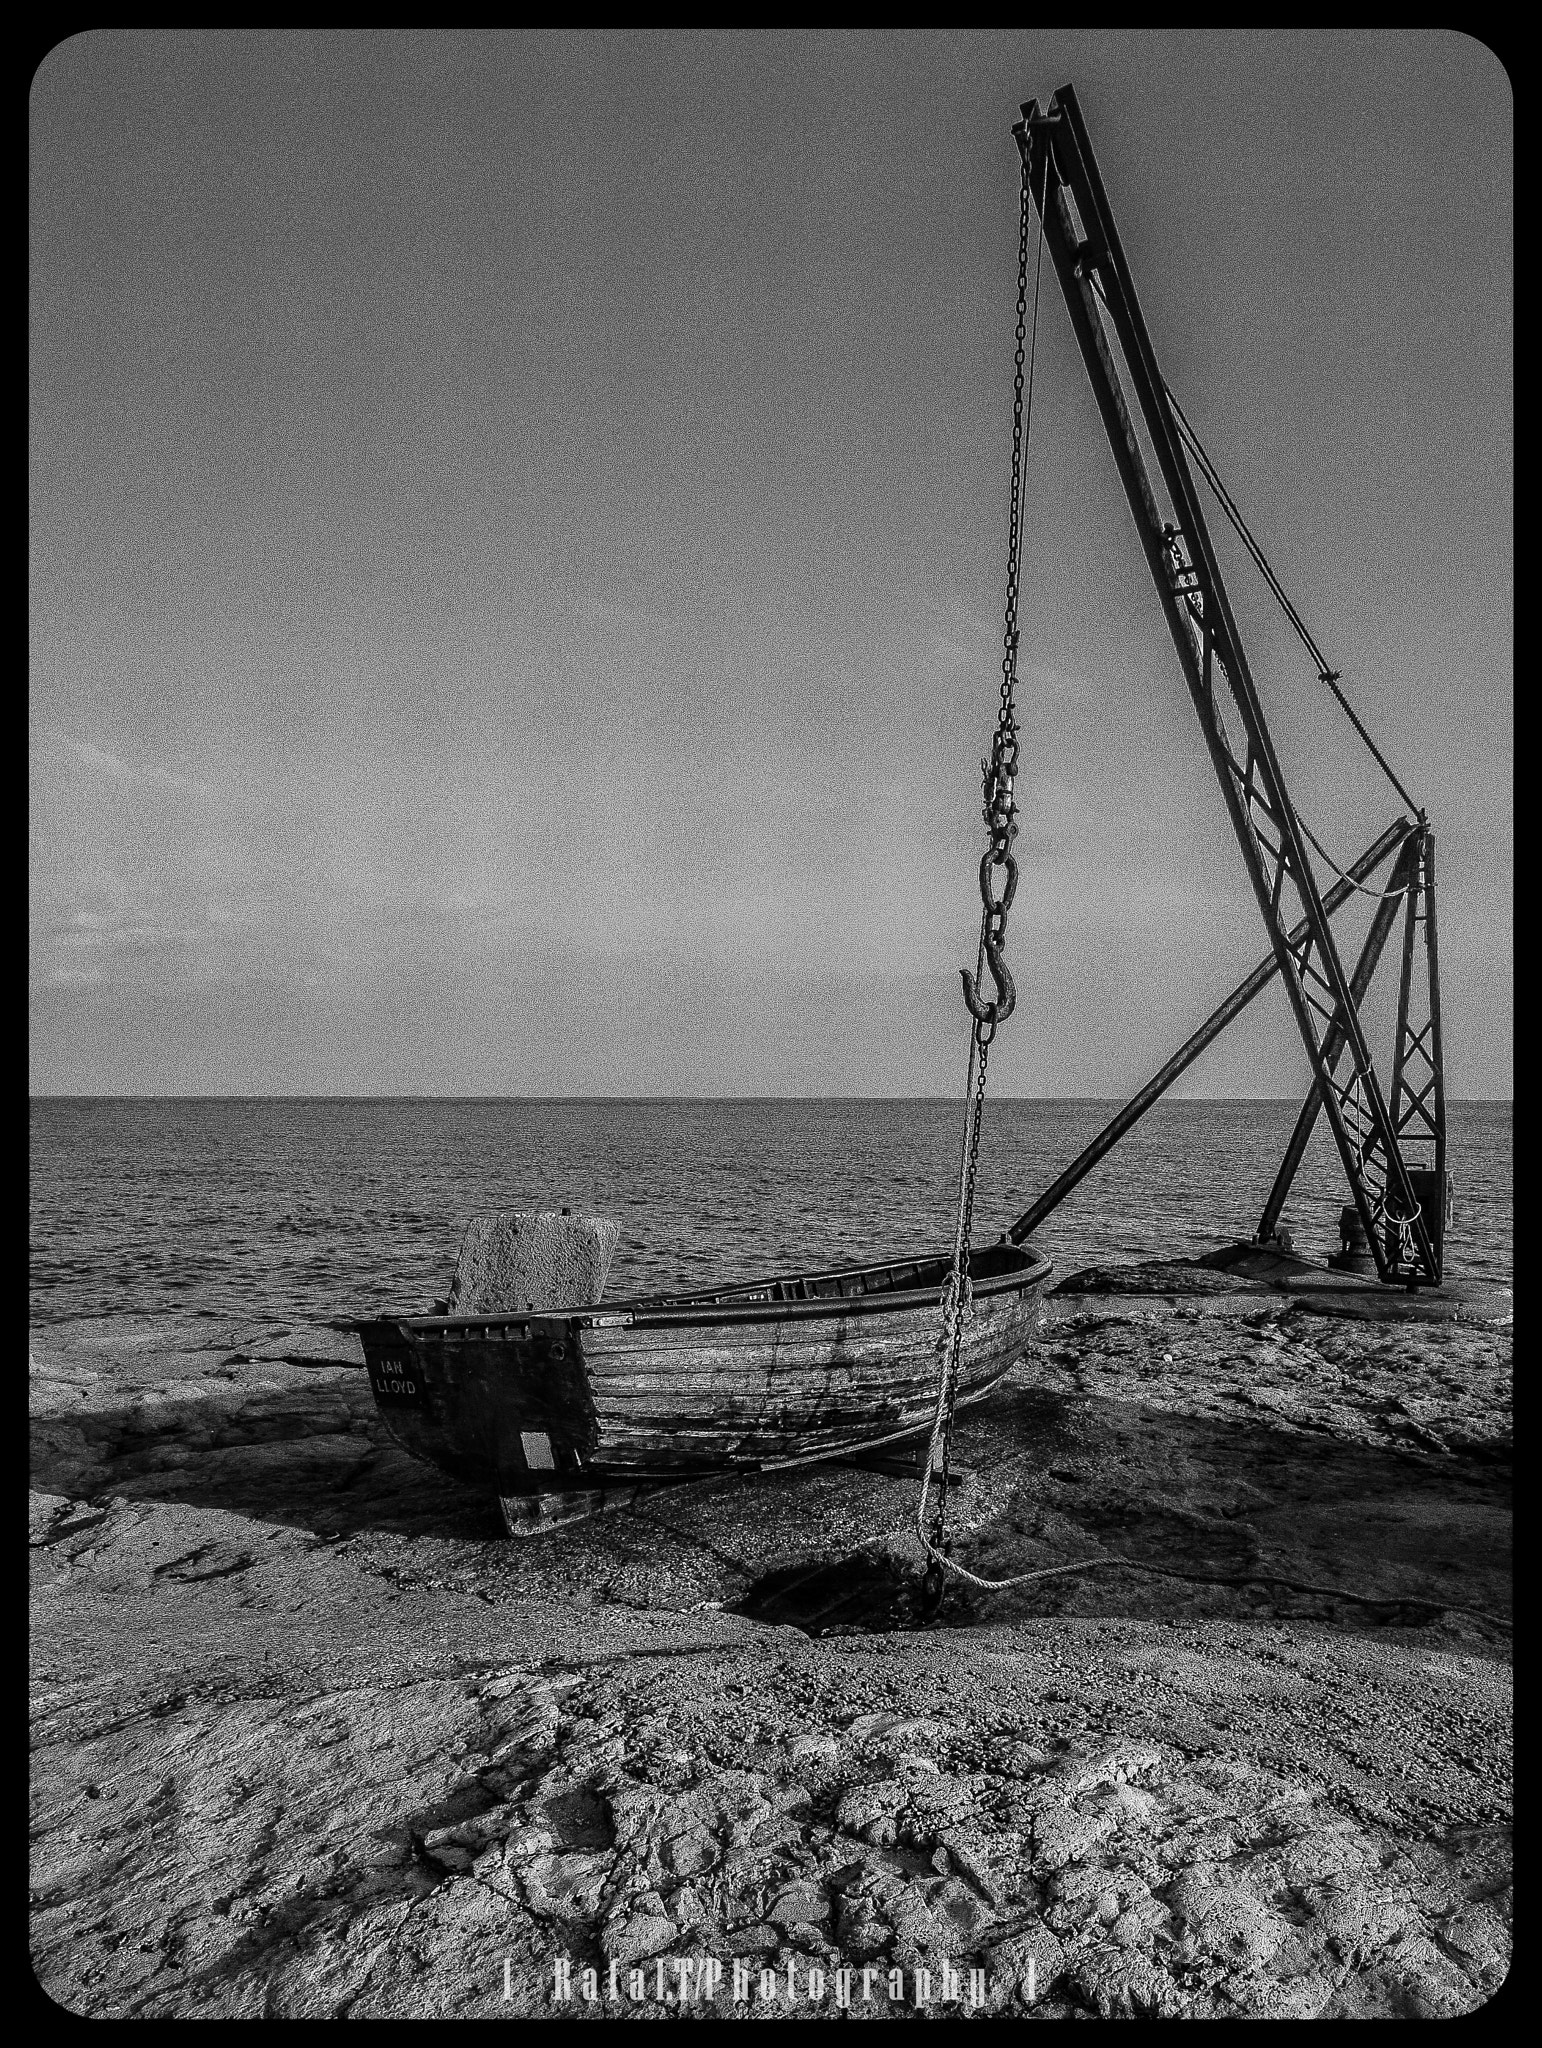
[1013,86,1445,1287]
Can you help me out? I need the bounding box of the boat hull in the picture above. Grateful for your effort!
[358,1242,1052,1496]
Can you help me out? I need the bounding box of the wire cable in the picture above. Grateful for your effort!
[1081,270,1422,818]
[1164,386,1422,817]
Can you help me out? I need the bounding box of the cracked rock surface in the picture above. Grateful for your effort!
[31,1295,1510,2018]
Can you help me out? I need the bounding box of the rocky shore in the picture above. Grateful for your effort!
[30,1271,1511,2018]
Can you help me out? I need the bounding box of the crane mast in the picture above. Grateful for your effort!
[1014,86,1445,1284]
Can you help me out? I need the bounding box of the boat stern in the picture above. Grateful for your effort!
[358,1313,601,1494]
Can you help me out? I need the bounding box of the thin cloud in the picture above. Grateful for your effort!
[31,726,216,798]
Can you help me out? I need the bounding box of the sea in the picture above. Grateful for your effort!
[28,1098,1510,1330]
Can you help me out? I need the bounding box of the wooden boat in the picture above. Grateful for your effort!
[359,1238,1052,1530]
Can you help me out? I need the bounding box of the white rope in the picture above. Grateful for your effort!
[1297,816,1415,901]
[915,935,1120,1593]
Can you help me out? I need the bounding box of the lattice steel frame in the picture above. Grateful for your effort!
[1259,823,1446,1274]
[1387,828,1447,1271]
[1017,86,1440,1283]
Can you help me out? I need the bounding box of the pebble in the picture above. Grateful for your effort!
[601,1913,678,1966]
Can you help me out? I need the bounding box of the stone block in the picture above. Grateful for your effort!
[447,1211,620,1315]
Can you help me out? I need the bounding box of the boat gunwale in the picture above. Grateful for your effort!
[359,1244,1052,1338]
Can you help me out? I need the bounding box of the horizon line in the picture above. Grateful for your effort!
[29,1092,1514,1107]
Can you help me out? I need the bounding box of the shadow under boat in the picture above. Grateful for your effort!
[357,1240,1053,1536]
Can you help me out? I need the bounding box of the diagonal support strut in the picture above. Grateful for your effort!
[1005,818,1413,1246]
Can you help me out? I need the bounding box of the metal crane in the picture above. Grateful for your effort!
[1004,85,1447,1286]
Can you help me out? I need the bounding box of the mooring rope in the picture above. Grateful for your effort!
[912,1538,1512,1630]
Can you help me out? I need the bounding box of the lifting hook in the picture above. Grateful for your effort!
[960,941,1016,1027]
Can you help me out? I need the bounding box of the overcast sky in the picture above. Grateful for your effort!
[30,29,1511,1097]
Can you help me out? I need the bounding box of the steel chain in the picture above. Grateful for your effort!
[961,153,1031,1037]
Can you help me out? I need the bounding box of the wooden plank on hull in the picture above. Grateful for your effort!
[586,1349,1021,1393]
[577,1310,1036,1359]
[592,1375,1014,1464]
[582,1320,1034,1376]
